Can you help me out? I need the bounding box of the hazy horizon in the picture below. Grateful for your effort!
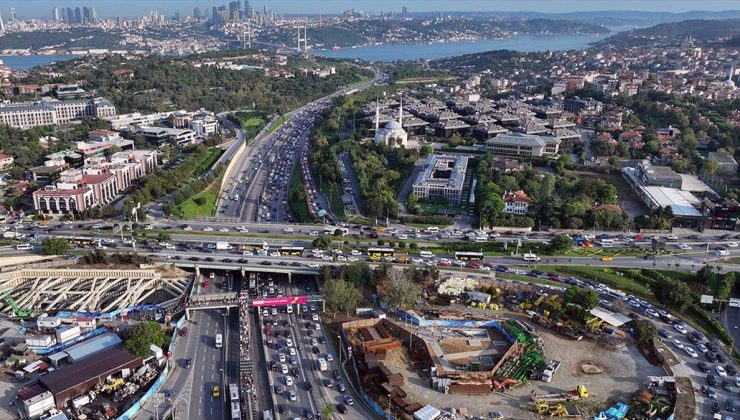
[2,0,740,19]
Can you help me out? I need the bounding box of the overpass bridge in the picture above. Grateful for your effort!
[185,292,326,317]
[172,261,320,282]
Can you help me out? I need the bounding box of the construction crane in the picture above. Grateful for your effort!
[1,291,31,318]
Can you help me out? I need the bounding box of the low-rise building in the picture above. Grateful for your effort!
[707,151,739,176]
[502,190,531,215]
[635,161,683,189]
[0,152,13,168]
[484,133,560,157]
[135,126,197,146]
[412,155,468,205]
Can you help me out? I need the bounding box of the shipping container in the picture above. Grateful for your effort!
[37,316,62,329]
[55,325,81,343]
[25,335,55,348]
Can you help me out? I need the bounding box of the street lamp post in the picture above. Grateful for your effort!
[386,394,392,420]
[337,334,342,365]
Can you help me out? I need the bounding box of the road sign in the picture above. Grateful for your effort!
[700,295,714,304]
[729,298,740,308]
[318,209,326,218]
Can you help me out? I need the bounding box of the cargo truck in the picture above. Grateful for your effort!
[216,242,231,250]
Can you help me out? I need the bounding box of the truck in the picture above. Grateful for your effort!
[532,385,589,403]
[216,242,231,250]
[523,253,541,262]
[541,360,561,382]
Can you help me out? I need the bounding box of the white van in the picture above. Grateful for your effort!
[523,253,541,262]
[598,239,615,248]
[16,243,31,250]
[419,250,433,258]
[425,226,439,233]
[317,358,328,371]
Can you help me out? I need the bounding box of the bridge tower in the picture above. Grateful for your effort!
[296,26,308,54]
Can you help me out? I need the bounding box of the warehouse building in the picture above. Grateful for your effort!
[39,347,142,408]
[48,333,123,367]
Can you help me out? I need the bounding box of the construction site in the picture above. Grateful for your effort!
[339,280,672,419]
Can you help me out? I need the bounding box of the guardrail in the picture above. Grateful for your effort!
[118,317,185,420]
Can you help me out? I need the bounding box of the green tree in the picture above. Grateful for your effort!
[345,261,372,287]
[695,265,714,285]
[703,158,720,176]
[312,236,332,249]
[420,145,433,155]
[549,235,573,253]
[41,237,69,255]
[407,192,419,213]
[716,272,736,301]
[378,269,421,309]
[563,286,599,310]
[409,242,418,250]
[124,321,167,357]
[323,405,335,418]
[632,319,657,348]
[324,279,363,314]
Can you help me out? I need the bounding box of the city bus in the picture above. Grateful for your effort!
[454,251,485,261]
[229,383,239,402]
[231,402,241,420]
[64,237,101,247]
[367,247,395,259]
[324,227,349,236]
[215,334,223,348]
[278,246,305,256]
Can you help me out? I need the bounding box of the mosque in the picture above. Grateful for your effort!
[373,98,408,148]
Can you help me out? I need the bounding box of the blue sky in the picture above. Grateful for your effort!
[3,0,739,18]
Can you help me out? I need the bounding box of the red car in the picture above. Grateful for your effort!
[438,261,451,267]
[466,261,480,269]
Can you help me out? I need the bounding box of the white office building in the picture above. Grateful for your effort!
[412,155,468,204]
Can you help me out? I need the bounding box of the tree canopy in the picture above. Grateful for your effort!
[124,321,168,358]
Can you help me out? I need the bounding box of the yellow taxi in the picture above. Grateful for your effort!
[600,256,613,262]
[212,385,220,398]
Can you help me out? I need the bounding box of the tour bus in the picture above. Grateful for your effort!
[419,250,433,258]
[367,247,395,260]
[454,251,485,261]
[215,334,223,348]
[15,243,31,250]
[278,247,304,256]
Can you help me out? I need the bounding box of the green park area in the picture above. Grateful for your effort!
[288,164,312,223]
[178,190,219,219]
[193,148,223,176]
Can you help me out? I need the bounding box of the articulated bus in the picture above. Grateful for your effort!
[278,247,304,256]
[454,251,485,261]
[231,402,241,420]
[367,247,395,260]
[64,237,102,247]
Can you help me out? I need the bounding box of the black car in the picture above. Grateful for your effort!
[706,342,719,353]
[711,401,721,414]
[292,367,300,376]
[303,408,314,419]
[270,361,276,371]
[318,336,326,344]
[333,369,342,381]
[705,352,718,363]
[323,378,332,387]
[183,359,192,368]
[305,381,313,391]
[707,374,718,387]
[698,361,710,373]
[336,382,346,392]
[277,405,286,414]
[260,261,272,266]
[727,398,737,412]
[723,381,733,391]
[658,329,672,339]
[716,353,726,364]
[312,346,320,354]
[336,403,347,414]
[726,364,737,376]
[204,257,214,262]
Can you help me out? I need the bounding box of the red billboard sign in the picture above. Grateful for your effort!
[252,296,308,307]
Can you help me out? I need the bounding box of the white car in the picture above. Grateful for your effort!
[326,353,334,362]
[727,242,739,248]
[92,224,103,229]
[286,338,293,347]
[646,309,658,317]
[684,346,698,358]
[203,227,214,232]
[236,226,248,232]
[281,364,288,374]
[308,263,319,268]
[285,376,294,386]
[715,366,728,377]
[183,226,193,231]
[666,234,678,240]
[312,313,319,321]
[283,228,294,233]
[677,243,692,250]
[271,308,277,316]
[219,228,229,232]
[488,232,501,238]
[288,390,297,401]
[671,339,684,349]
[279,354,286,363]
[673,324,688,334]
[288,347,296,356]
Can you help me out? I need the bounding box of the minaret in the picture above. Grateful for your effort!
[374,102,380,131]
[0,10,4,33]
[398,96,403,127]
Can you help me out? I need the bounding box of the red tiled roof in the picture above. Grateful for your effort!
[82,173,115,184]
[503,190,531,204]
[33,187,90,197]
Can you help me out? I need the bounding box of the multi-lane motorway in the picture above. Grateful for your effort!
[217,68,384,224]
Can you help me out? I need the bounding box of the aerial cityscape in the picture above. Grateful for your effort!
[0,1,738,420]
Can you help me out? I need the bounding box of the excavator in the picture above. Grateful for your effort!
[1,291,31,318]
[492,378,521,392]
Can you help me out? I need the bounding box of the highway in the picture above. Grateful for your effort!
[216,68,385,224]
